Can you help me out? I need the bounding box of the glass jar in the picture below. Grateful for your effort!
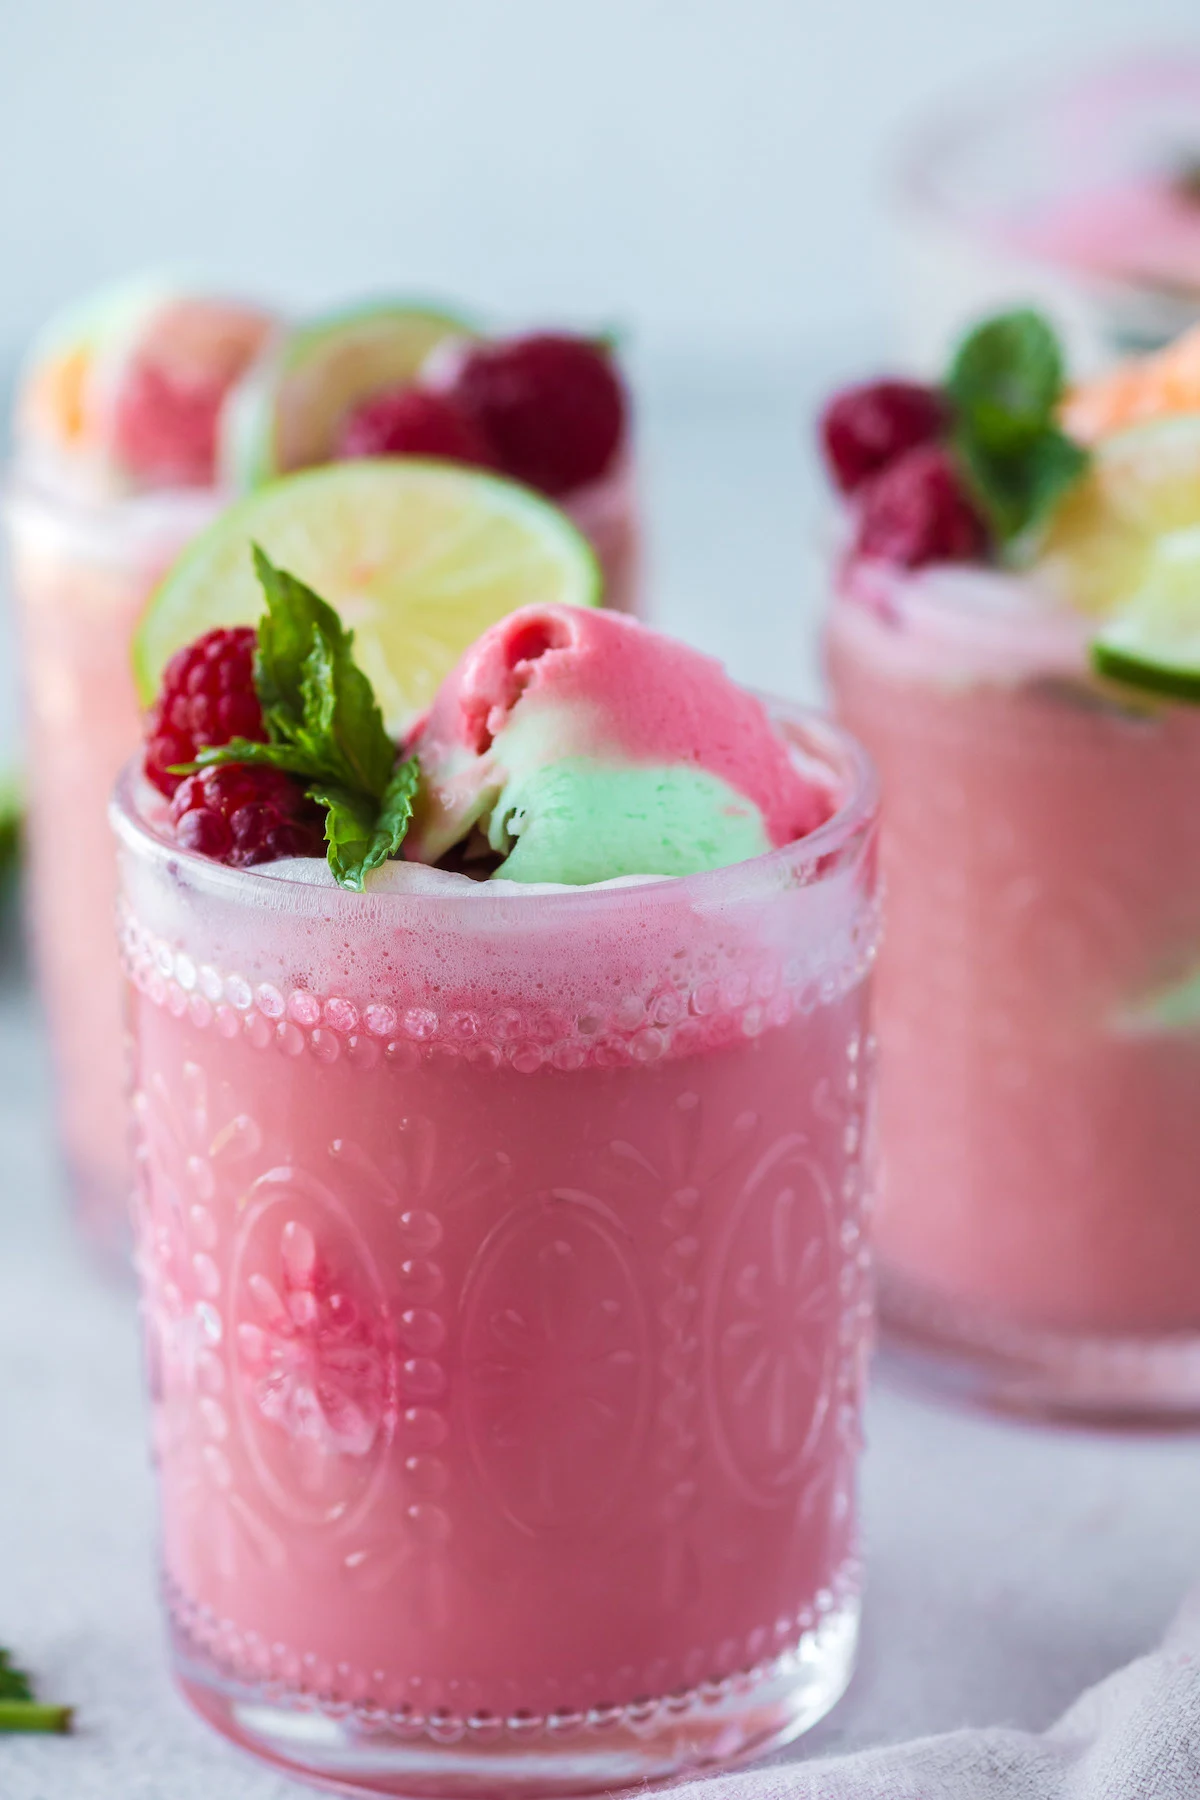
[111,704,878,1797]
[828,564,1200,1419]
[7,481,220,1264]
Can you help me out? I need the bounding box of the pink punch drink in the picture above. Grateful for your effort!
[113,579,878,1793]
[8,287,639,1263]
[820,309,1200,1417]
[8,288,271,1259]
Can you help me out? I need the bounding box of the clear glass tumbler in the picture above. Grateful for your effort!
[827,568,1200,1420]
[111,704,878,1798]
[6,482,221,1264]
[893,54,1200,375]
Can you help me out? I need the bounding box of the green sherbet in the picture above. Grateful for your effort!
[488,757,773,885]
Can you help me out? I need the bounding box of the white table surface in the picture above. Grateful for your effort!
[1,357,1199,1799]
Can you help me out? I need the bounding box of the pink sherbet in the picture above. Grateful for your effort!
[405,604,830,877]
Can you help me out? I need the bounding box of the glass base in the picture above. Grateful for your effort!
[171,1603,859,1798]
[880,1265,1200,1424]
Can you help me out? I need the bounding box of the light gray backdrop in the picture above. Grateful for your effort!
[1,0,1198,372]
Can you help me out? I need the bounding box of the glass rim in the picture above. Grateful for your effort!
[110,697,878,922]
[4,465,226,561]
[892,49,1200,236]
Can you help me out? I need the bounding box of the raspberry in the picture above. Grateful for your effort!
[169,765,325,867]
[854,444,988,569]
[144,627,266,797]
[820,380,947,495]
[438,333,626,497]
[336,385,497,466]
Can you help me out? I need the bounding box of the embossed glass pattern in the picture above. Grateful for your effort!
[112,704,878,1797]
[828,586,1200,1419]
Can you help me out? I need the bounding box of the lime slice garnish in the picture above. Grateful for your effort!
[133,459,601,733]
[1040,414,1200,620]
[1092,527,1200,698]
[220,301,474,490]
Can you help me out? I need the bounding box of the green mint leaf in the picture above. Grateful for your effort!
[253,547,394,799]
[0,1650,72,1733]
[948,310,1066,453]
[946,309,1088,549]
[189,738,311,777]
[197,550,422,891]
[308,759,419,892]
[376,755,421,855]
[299,624,340,760]
[0,1650,34,1704]
[591,324,625,355]
[307,784,382,893]
[954,422,1089,547]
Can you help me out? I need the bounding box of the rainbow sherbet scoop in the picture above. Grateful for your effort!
[405,604,830,884]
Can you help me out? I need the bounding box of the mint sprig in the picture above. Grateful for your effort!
[195,546,418,891]
[0,1648,72,1733]
[947,309,1089,553]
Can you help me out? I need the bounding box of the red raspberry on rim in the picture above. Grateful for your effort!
[434,333,626,498]
[144,626,266,798]
[820,380,947,495]
[336,385,497,467]
[170,765,325,867]
[854,443,988,570]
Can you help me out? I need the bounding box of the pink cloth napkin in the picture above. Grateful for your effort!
[671,1587,1200,1800]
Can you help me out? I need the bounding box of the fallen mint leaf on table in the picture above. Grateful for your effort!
[193,546,418,890]
[0,1648,72,1733]
[947,309,1089,551]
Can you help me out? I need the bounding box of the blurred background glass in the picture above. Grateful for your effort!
[0,3,1194,364]
[0,1,1196,713]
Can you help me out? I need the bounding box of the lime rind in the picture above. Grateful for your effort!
[1040,413,1200,621]
[1090,525,1200,700]
[132,459,601,732]
[219,300,476,492]
[1092,639,1200,700]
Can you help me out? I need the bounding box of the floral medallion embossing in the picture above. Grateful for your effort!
[230,1167,397,1529]
[706,1136,839,1506]
[131,1062,261,1401]
[462,1193,649,1536]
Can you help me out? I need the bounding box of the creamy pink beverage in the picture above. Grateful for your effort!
[819,310,1200,1416]
[828,574,1200,1410]
[9,290,640,1263]
[112,704,878,1795]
